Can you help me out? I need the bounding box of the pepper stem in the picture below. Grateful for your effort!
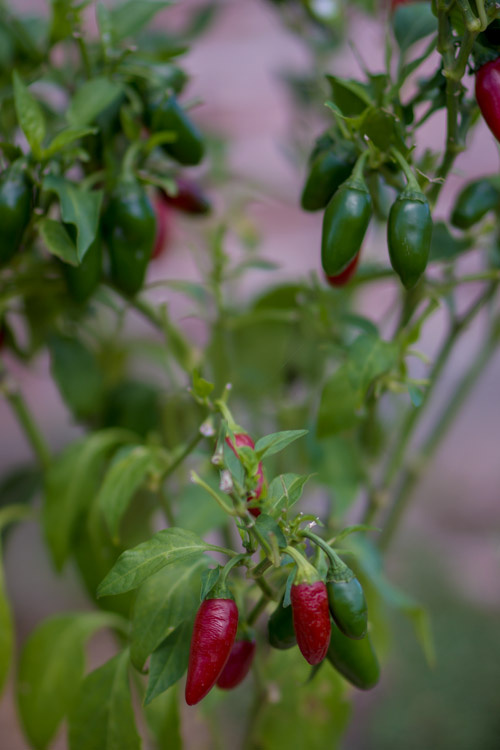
[284,545,318,584]
[350,150,370,184]
[300,530,353,582]
[390,148,422,194]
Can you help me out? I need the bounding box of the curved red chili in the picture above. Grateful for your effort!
[164,178,211,215]
[476,58,500,143]
[216,639,256,690]
[291,581,331,665]
[325,251,360,287]
[225,433,264,517]
[185,598,239,706]
[152,193,172,259]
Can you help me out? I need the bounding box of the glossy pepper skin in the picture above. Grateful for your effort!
[327,577,367,640]
[185,598,238,706]
[0,164,31,266]
[325,251,360,287]
[291,581,331,665]
[321,162,372,276]
[387,188,432,289]
[62,224,102,304]
[326,621,380,690]
[104,181,156,295]
[476,58,500,143]
[451,178,500,229]
[150,95,204,166]
[216,639,256,690]
[225,433,264,517]
[164,178,211,215]
[268,598,297,650]
[301,150,355,213]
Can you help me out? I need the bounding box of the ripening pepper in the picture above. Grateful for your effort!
[225,433,264,517]
[103,180,156,295]
[0,162,31,266]
[451,178,500,229]
[185,597,238,705]
[216,639,256,690]
[164,178,211,215]
[149,94,204,166]
[326,620,380,690]
[291,580,331,665]
[301,148,355,212]
[321,152,372,276]
[325,251,360,287]
[62,224,103,304]
[476,57,500,144]
[267,597,297,650]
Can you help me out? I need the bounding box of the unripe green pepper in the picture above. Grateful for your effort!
[0,161,31,265]
[267,597,297,650]
[326,621,380,690]
[327,577,367,640]
[62,224,102,304]
[104,180,156,295]
[149,94,204,166]
[387,151,432,289]
[301,147,356,212]
[451,177,500,229]
[321,152,372,276]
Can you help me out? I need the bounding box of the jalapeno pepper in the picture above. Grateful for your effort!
[301,147,356,212]
[62,224,102,304]
[267,596,297,650]
[0,161,31,266]
[321,152,372,276]
[149,94,204,166]
[451,177,500,229]
[326,621,380,690]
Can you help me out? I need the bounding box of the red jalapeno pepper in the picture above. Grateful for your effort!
[225,433,264,517]
[291,581,331,665]
[216,639,256,690]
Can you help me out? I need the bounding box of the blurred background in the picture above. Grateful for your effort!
[1,0,500,748]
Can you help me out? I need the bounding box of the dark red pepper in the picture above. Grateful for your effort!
[152,193,172,259]
[291,581,331,665]
[325,251,360,287]
[185,598,238,706]
[476,58,500,143]
[216,639,256,690]
[164,178,211,215]
[225,433,264,517]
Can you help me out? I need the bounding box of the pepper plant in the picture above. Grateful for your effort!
[1,0,500,748]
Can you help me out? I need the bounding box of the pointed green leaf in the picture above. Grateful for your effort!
[144,621,192,705]
[38,219,78,265]
[267,474,313,517]
[97,528,210,597]
[68,650,140,750]
[12,70,46,156]
[43,126,97,159]
[254,513,287,551]
[393,3,437,52]
[67,77,123,127]
[255,430,308,459]
[144,685,182,750]
[49,334,105,419]
[110,0,172,41]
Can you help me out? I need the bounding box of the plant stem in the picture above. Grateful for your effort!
[164,431,203,481]
[247,593,270,625]
[1,376,51,469]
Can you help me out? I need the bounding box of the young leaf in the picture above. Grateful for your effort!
[317,365,360,437]
[130,558,207,670]
[110,0,172,42]
[68,650,140,750]
[347,334,398,394]
[42,176,103,262]
[12,70,46,156]
[393,3,437,52]
[144,685,182,750]
[267,474,312,517]
[67,77,123,126]
[48,334,105,420]
[254,513,287,551]
[97,528,211,597]
[43,429,134,570]
[255,430,308,459]
[98,445,168,543]
[42,126,97,159]
[144,621,192,705]
[38,219,79,265]
[17,613,118,750]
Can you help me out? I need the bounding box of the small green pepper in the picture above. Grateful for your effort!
[0,161,31,266]
[321,151,372,276]
[104,180,156,295]
[327,577,367,640]
[387,150,432,289]
[267,597,297,650]
[62,224,102,304]
[451,177,500,229]
[149,94,204,166]
[326,621,380,690]
[301,147,356,212]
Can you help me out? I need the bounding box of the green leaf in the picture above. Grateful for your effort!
[38,219,78,265]
[0,467,40,512]
[175,482,228,536]
[360,107,407,153]
[144,685,182,750]
[43,126,97,159]
[43,429,134,570]
[98,445,167,543]
[347,334,398,394]
[317,365,360,437]
[130,558,207,670]
[254,513,287,551]
[267,474,312,517]
[68,650,140,750]
[408,383,424,407]
[42,176,103,261]
[313,436,365,516]
[17,612,117,750]
[144,621,192,705]
[12,70,46,156]
[110,0,172,41]
[429,221,472,262]
[199,566,221,601]
[67,77,123,126]
[97,528,211,597]
[0,547,13,697]
[222,439,245,486]
[49,334,105,420]
[255,430,308,459]
[393,3,437,52]
[325,75,372,116]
